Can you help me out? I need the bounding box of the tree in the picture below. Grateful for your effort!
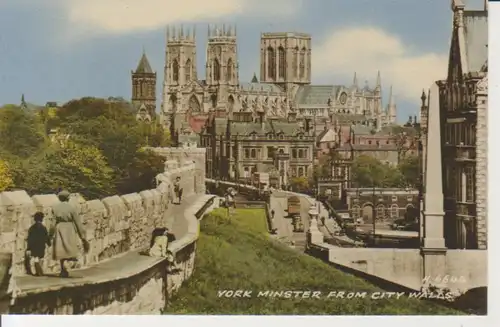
[398,155,420,187]
[115,148,165,194]
[38,141,114,199]
[0,160,14,192]
[351,155,404,188]
[0,105,48,158]
[289,177,310,192]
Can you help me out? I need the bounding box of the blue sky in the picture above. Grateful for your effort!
[0,0,487,122]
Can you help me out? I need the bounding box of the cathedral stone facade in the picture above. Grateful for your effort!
[131,52,157,122]
[157,25,397,132]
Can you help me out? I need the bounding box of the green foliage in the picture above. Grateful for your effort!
[0,105,48,158]
[0,160,14,192]
[351,155,405,188]
[398,155,420,187]
[289,176,310,192]
[165,208,461,315]
[1,97,170,199]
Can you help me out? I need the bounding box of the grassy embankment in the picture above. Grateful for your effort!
[164,208,462,315]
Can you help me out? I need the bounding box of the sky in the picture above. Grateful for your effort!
[0,0,487,123]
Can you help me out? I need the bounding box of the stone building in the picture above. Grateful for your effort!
[159,25,397,133]
[344,188,419,223]
[199,111,315,188]
[435,0,488,250]
[131,51,157,122]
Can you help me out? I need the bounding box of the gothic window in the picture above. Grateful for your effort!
[298,167,305,176]
[169,94,177,111]
[278,46,285,79]
[185,59,192,82]
[390,204,399,218]
[214,59,221,81]
[226,59,233,82]
[299,48,306,79]
[465,165,475,202]
[189,95,201,112]
[292,47,298,78]
[172,60,179,83]
[227,95,234,113]
[267,47,276,80]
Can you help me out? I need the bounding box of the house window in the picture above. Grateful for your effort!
[298,149,304,158]
[391,195,398,202]
[464,165,475,202]
[390,204,399,218]
[292,149,297,158]
[298,167,305,176]
[376,205,385,220]
[244,149,250,158]
[267,147,275,159]
[351,205,361,219]
[251,149,256,158]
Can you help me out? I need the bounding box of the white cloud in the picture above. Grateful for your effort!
[312,27,448,103]
[58,0,301,36]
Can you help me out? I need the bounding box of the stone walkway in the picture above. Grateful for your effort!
[13,194,201,297]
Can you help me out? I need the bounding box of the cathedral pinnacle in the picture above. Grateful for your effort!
[251,73,258,83]
[353,72,358,87]
[376,71,381,88]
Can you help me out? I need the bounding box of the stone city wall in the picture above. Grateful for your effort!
[0,150,201,276]
[8,195,220,314]
[0,147,219,314]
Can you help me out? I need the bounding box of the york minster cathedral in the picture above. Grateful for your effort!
[131,24,397,132]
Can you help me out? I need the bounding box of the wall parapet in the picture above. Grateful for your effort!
[0,147,210,314]
[7,194,219,314]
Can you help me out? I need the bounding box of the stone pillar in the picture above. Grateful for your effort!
[475,75,488,249]
[307,208,323,244]
[421,82,447,288]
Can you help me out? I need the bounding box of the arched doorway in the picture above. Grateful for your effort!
[405,204,417,222]
[189,95,201,112]
[362,204,373,223]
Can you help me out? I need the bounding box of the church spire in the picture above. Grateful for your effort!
[352,72,358,87]
[375,71,381,89]
[251,72,258,83]
[135,51,154,74]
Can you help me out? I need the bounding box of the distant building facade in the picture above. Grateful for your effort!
[157,25,397,134]
[437,0,488,250]
[345,188,419,223]
[200,111,315,188]
[131,52,157,122]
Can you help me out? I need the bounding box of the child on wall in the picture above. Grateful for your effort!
[26,212,51,276]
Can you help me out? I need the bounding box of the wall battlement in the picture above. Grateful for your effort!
[0,147,210,315]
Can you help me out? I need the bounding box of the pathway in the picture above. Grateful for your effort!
[13,194,202,296]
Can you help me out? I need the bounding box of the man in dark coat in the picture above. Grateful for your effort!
[26,212,51,276]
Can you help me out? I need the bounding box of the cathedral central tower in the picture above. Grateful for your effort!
[259,32,312,91]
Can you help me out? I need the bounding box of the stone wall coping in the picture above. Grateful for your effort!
[10,194,217,300]
[168,195,217,254]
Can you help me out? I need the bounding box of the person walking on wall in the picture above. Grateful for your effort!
[52,190,90,277]
[174,177,183,204]
[26,212,51,276]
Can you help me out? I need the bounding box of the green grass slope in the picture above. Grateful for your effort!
[164,208,462,315]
